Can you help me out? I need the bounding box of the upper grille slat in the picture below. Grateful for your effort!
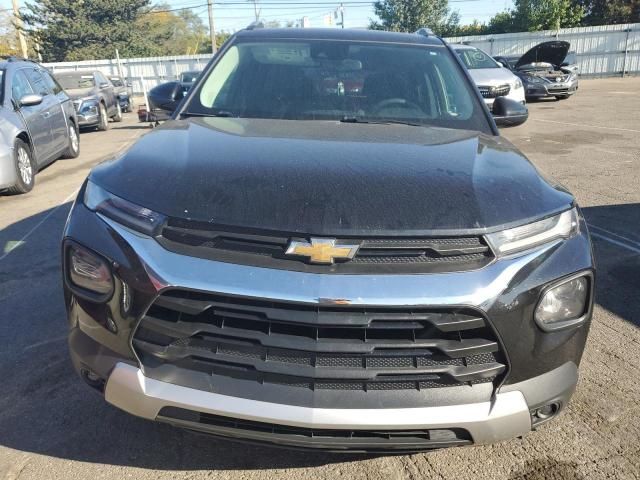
[133,291,508,393]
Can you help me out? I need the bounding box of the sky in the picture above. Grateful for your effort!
[1,0,515,33]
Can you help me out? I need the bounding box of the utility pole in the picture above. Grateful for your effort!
[251,0,260,22]
[339,4,345,29]
[207,0,217,54]
[12,0,28,58]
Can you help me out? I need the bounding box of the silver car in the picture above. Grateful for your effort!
[0,58,79,194]
[453,45,526,108]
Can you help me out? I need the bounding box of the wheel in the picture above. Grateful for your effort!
[61,122,80,159]
[112,103,123,122]
[97,103,109,131]
[6,139,35,194]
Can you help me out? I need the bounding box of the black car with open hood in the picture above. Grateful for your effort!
[62,27,593,452]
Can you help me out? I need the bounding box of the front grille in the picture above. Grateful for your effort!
[133,290,507,393]
[157,219,495,274]
[478,84,511,99]
[158,406,473,451]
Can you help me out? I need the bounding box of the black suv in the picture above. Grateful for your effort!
[62,28,594,452]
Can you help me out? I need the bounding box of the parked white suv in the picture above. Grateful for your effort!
[453,45,525,108]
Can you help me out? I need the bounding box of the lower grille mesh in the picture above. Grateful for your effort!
[133,290,507,393]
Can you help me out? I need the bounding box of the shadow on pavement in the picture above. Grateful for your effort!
[0,202,637,471]
[582,203,640,328]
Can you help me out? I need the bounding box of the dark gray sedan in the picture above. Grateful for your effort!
[55,71,122,130]
[0,58,79,194]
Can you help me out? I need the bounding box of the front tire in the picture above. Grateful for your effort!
[7,139,35,194]
[97,103,109,131]
[112,103,123,123]
[61,122,80,159]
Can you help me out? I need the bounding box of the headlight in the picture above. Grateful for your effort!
[514,78,523,89]
[66,243,114,297]
[535,274,591,331]
[523,75,544,84]
[486,208,579,257]
[84,181,166,235]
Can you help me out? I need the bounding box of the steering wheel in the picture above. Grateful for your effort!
[372,98,422,114]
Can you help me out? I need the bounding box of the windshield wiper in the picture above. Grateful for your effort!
[180,110,235,118]
[339,116,422,127]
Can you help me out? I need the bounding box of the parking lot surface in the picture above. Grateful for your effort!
[1,78,639,480]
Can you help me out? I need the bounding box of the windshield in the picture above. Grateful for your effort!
[455,48,499,70]
[180,71,200,83]
[56,74,95,89]
[185,39,490,133]
[110,78,124,87]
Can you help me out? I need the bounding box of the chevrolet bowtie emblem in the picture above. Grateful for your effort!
[285,238,360,264]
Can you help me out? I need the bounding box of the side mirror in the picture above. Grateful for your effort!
[148,81,185,114]
[126,82,133,87]
[493,97,528,127]
[496,61,505,68]
[19,94,44,107]
[99,82,110,89]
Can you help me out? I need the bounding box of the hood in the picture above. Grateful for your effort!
[66,87,98,100]
[89,117,573,236]
[516,41,570,69]
[467,67,519,86]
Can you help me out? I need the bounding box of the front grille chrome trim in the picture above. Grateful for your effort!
[105,362,532,444]
[99,214,558,309]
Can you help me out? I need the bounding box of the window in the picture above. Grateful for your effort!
[11,70,35,103]
[55,73,96,90]
[455,48,500,70]
[24,68,50,96]
[189,39,489,133]
[95,72,109,86]
[40,70,64,95]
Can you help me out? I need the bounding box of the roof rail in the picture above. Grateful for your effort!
[415,27,435,37]
[246,21,264,30]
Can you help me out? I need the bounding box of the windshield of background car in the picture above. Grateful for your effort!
[455,48,499,69]
[186,39,491,133]
[56,74,96,89]
[110,78,124,87]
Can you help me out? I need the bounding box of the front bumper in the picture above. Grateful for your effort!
[525,80,578,98]
[63,201,594,451]
[102,361,576,449]
[77,112,100,127]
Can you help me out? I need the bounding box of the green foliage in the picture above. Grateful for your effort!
[20,0,217,61]
[575,0,639,25]
[370,0,461,36]
[21,0,154,61]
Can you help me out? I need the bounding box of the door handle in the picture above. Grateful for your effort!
[42,111,52,119]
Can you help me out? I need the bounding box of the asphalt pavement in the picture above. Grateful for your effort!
[0,78,639,480]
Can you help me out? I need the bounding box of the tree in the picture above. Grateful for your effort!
[0,11,20,56]
[482,0,584,34]
[136,4,210,55]
[21,0,153,62]
[574,0,639,25]
[370,0,461,36]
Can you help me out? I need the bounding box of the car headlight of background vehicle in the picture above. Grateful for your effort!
[84,180,166,236]
[523,75,545,84]
[78,97,99,114]
[486,208,579,257]
[514,78,523,89]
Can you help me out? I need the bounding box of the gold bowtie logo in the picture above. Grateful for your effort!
[285,238,360,264]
